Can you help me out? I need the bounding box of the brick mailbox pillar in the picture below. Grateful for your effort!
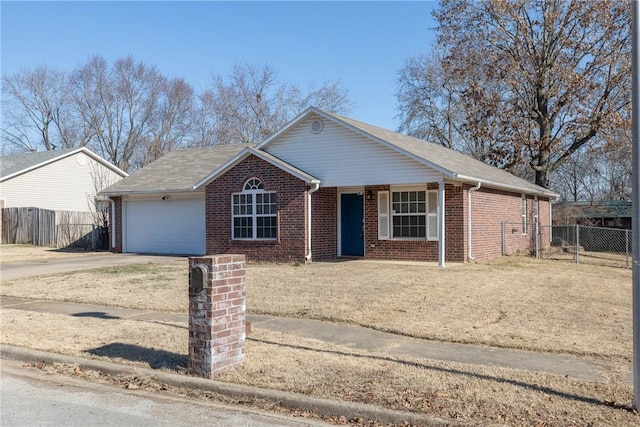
[188,254,246,378]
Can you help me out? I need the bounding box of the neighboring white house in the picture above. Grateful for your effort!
[0,147,128,212]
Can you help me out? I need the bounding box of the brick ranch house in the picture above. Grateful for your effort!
[101,107,558,266]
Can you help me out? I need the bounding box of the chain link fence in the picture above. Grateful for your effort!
[541,225,632,269]
[500,221,632,269]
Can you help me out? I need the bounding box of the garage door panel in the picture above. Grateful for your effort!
[125,198,205,255]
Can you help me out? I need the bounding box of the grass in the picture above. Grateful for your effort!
[2,308,636,426]
[1,245,636,426]
[2,255,631,359]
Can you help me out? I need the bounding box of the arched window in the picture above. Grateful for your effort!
[232,178,278,240]
[244,178,264,191]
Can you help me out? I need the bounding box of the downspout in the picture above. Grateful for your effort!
[305,182,320,261]
[108,197,116,250]
[467,182,481,261]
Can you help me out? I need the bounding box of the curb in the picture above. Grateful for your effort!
[1,344,453,427]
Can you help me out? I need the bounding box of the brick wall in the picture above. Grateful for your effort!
[363,185,440,261]
[468,187,553,259]
[205,154,308,263]
[467,186,514,259]
[311,187,337,260]
[444,184,466,261]
[360,184,547,263]
[110,196,123,253]
[188,254,246,378]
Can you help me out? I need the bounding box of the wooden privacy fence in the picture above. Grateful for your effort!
[1,207,100,248]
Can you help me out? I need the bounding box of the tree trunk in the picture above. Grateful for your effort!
[534,147,552,189]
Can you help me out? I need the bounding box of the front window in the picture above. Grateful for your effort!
[232,178,277,240]
[389,189,437,240]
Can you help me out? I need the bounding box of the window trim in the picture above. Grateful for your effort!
[231,178,278,241]
[383,187,438,241]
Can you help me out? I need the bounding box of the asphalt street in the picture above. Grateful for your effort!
[0,360,330,427]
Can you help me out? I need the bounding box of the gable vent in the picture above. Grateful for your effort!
[310,119,324,134]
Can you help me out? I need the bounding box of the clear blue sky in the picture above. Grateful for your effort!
[1,1,438,131]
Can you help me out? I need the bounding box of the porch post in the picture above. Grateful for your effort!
[438,181,445,267]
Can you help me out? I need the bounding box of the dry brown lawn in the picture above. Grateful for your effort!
[0,244,104,263]
[2,249,631,359]
[2,309,636,427]
[1,245,636,426]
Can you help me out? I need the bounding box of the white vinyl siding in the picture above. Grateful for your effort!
[263,114,443,187]
[0,153,123,212]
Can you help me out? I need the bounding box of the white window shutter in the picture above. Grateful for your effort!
[378,191,390,240]
[427,190,438,239]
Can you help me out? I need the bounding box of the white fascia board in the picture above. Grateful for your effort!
[192,147,320,190]
[80,148,129,177]
[99,188,200,197]
[452,174,560,198]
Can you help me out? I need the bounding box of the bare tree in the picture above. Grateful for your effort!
[551,147,596,202]
[399,0,631,189]
[196,63,354,145]
[71,55,165,171]
[133,77,195,168]
[397,52,525,171]
[552,135,631,203]
[3,59,353,169]
[87,160,122,227]
[1,66,75,152]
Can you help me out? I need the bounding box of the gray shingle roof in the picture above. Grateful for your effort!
[101,144,253,195]
[1,148,79,179]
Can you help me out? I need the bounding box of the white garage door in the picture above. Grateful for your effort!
[124,197,206,255]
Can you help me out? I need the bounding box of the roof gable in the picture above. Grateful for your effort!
[258,107,558,197]
[193,147,320,190]
[1,147,127,182]
[258,112,444,187]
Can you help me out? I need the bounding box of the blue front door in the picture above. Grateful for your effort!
[340,193,364,256]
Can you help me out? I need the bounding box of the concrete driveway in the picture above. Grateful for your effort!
[1,253,187,281]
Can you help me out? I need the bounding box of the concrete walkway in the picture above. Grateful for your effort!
[1,295,625,384]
